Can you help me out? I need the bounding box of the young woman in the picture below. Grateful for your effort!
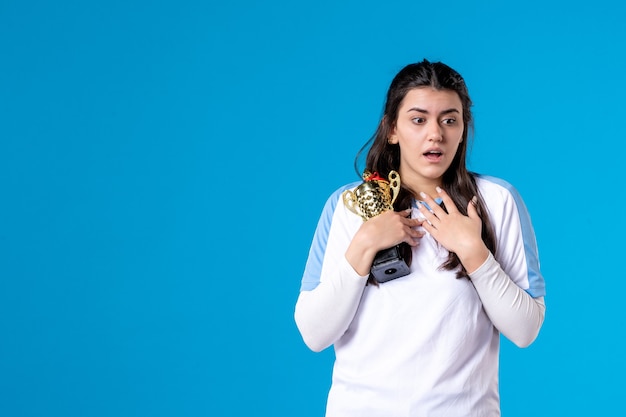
[294,60,546,416]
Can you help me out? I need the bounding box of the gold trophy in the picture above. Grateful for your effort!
[342,170,410,283]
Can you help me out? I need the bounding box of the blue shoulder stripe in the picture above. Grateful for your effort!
[479,175,546,298]
[300,182,360,291]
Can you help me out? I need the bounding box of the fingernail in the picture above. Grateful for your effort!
[436,186,442,193]
[419,192,426,198]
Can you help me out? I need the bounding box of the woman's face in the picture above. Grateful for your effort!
[389,87,464,188]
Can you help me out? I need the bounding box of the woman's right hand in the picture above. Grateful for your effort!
[345,208,424,276]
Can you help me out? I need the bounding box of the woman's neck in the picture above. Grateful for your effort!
[402,176,442,201]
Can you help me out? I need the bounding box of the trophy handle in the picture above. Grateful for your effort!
[388,170,401,206]
[342,190,365,220]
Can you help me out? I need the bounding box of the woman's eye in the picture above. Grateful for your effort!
[442,118,456,125]
[412,117,425,124]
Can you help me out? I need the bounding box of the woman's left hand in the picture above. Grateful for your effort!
[417,187,489,273]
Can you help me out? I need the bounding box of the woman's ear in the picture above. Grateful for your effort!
[388,123,398,144]
[383,116,398,144]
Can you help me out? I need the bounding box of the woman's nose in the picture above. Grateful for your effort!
[427,123,443,142]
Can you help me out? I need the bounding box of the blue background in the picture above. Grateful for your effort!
[1,0,624,416]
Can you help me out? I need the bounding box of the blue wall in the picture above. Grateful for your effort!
[1,0,624,415]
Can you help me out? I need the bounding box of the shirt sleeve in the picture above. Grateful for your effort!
[295,257,369,352]
[294,184,369,352]
[471,177,547,346]
[483,176,546,298]
[469,252,546,347]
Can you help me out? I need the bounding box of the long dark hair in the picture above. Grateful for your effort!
[357,59,496,280]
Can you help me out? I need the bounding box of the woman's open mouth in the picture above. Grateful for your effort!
[423,150,443,162]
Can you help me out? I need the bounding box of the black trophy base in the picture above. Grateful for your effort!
[370,245,410,283]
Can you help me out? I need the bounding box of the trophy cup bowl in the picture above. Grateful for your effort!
[343,171,400,221]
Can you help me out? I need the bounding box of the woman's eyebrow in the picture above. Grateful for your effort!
[406,107,461,115]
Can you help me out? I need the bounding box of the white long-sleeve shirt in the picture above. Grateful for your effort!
[295,175,546,417]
